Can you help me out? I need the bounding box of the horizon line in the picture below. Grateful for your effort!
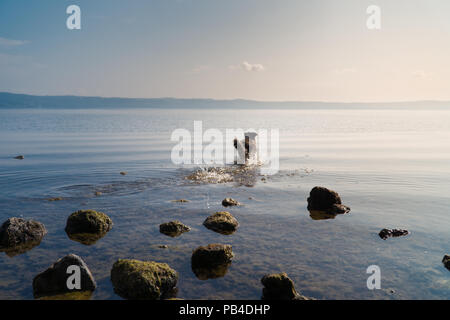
[1,91,450,105]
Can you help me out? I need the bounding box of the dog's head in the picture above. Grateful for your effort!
[244,132,258,141]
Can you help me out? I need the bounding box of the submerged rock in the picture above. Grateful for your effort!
[110,259,178,300]
[0,218,47,256]
[159,221,191,237]
[203,211,239,235]
[33,254,96,298]
[261,272,311,300]
[191,244,233,280]
[222,198,241,207]
[65,210,112,245]
[442,255,450,271]
[307,186,350,215]
[47,197,63,202]
[14,155,24,160]
[378,228,410,240]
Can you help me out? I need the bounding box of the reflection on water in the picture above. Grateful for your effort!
[0,240,44,258]
[66,232,109,246]
[308,210,338,221]
[192,261,232,280]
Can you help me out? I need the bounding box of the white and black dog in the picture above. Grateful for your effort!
[233,132,258,164]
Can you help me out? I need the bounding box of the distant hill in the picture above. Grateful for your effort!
[0,92,449,109]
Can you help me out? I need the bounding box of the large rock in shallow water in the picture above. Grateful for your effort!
[261,272,312,300]
[222,198,241,207]
[159,220,190,237]
[192,244,233,266]
[203,211,239,235]
[32,254,96,298]
[443,255,450,271]
[191,244,234,280]
[307,186,350,214]
[0,218,47,256]
[111,259,178,300]
[65,210,112,241]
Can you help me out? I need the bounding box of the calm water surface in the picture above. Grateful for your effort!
[0,108,449,299]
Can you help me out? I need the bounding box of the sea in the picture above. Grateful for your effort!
[0,107,449,299]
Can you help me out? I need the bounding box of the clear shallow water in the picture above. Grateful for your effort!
[0,108,449,299]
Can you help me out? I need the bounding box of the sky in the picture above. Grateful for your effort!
[1,0,450,102]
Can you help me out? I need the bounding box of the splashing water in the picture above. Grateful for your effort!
[184,164,264,186]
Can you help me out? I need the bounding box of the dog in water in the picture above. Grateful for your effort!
[233,132,257,164]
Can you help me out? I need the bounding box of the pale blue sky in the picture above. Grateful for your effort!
[1,0,450,101]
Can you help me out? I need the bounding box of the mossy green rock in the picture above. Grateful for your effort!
[222,198,241,207]
[110,259,178,300]
[203,212,239,235]
[65,210,113,235]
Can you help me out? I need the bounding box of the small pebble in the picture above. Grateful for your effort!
[379,228,410,240]
[222,198,241,207]
[47,197,63,202]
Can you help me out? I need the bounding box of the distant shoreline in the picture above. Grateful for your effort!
[0,92,449,109]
